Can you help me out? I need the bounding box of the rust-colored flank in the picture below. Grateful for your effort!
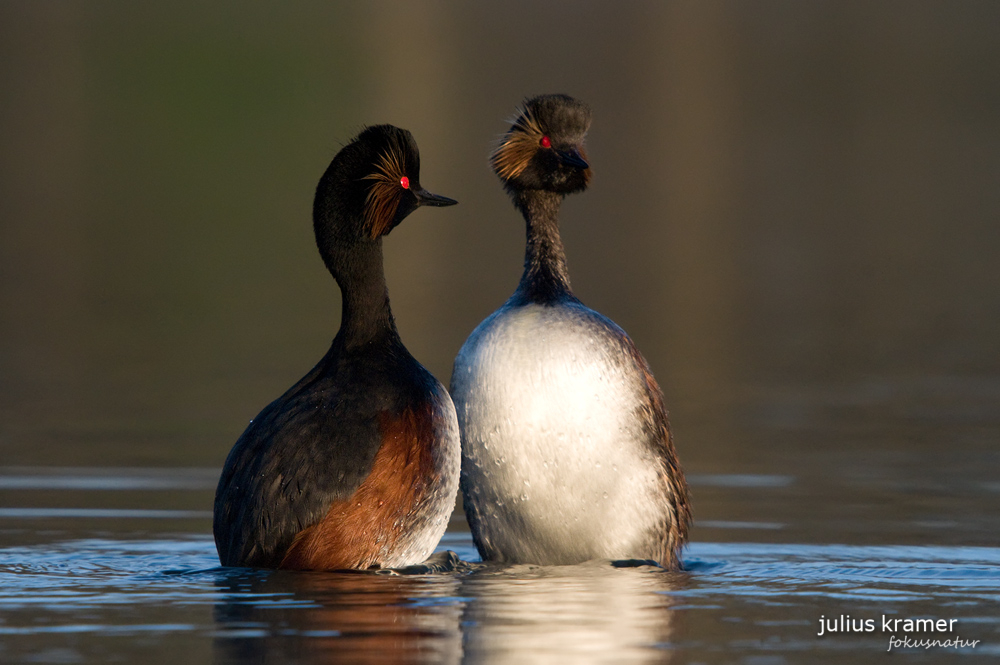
[279,405,439,571]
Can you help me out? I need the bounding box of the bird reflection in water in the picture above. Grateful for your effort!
[212,558,682,664]
[212,566,464,664]
[460,561,682,663]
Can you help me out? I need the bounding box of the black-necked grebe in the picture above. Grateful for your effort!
[450,95,690,569]
[214,125,460,570]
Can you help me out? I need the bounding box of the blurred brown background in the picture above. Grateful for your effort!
[1,2,998,537]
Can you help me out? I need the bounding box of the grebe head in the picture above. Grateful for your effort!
[313,125,456,273]
[491,94,592,196]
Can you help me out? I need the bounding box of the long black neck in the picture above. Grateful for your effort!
[330,239,399,350]
[511,190,577,306]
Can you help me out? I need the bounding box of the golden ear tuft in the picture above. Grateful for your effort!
[491,106,544,180]
[362,136,408,238]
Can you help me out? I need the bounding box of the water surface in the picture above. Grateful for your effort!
[2,468,998,663]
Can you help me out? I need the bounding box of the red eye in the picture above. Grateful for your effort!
[540,136,551,148]
[399,176,410,189]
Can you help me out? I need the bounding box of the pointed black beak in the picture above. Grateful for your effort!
[413,187,458,207]
[556,148,589,170]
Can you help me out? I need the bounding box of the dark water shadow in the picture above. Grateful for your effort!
[211,560,466,664]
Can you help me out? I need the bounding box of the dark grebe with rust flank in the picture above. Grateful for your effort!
[450,95,690,569]
[214,125,460,570]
